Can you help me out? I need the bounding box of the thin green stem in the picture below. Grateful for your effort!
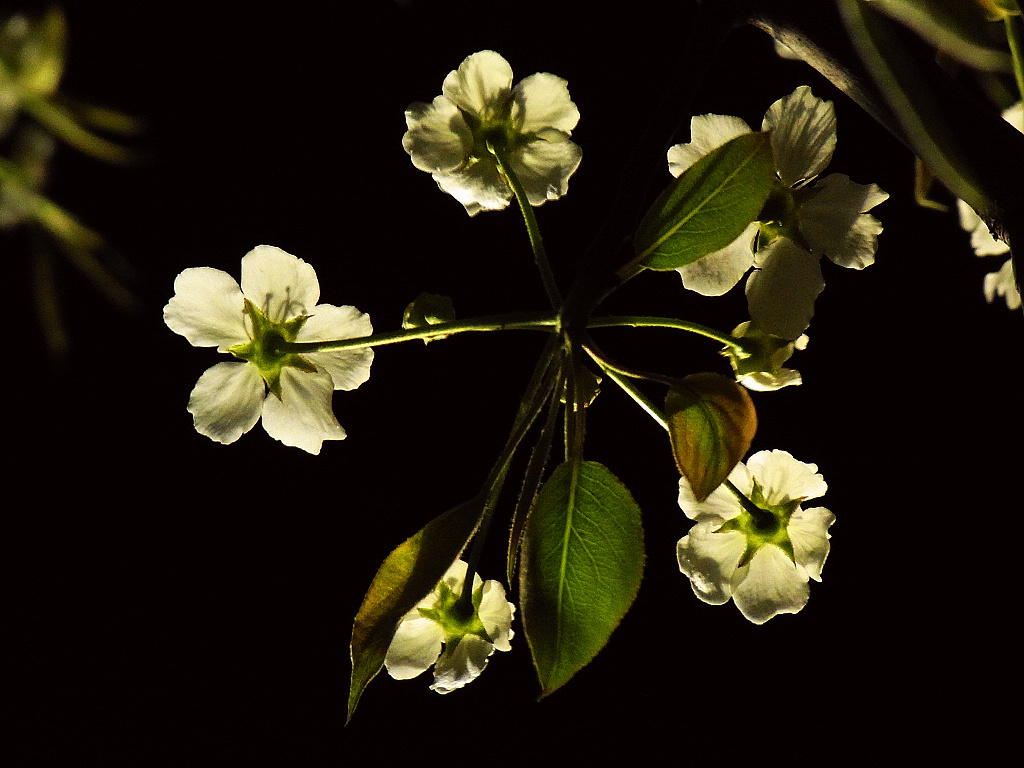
[584,345,669,431]
[1006,13,1024,102]
[20,93,136,164]
[487,139,562,309]
[278,311,558,354]
[723,478,774,528]
[586,314,744,351]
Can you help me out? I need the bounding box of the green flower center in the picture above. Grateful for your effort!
[757,180,810,251]
[227,298,316,397]
[718,479,801,567]
[418,579,491,646]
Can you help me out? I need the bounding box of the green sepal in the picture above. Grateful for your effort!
[521,460,644,698]
[347,497,485,723]
[634,131,776,270]
[717,479,799,567]
[665,372,758,502]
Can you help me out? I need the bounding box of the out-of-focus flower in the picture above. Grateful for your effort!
[667,86,887,339]
[403,50,581,216]
[385,559,514,694]
[956,102,1023,310]
[723,321,808,391]
[163,245,373,455]
[677,450,834,624]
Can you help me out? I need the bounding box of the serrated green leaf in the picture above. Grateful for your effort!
[347,498,483,722]
[634,131,775,270]
[521,461,644,698]
[665,372,757,502]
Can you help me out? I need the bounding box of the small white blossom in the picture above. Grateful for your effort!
[677,450,834,624]
[385,559,514,694]
[403,50,582,216]
[667,86,887,339]
[723,321,808,392]
[163,245,373,454]
[956,102,1023,310]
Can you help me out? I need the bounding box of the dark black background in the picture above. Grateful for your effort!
[11,1,1020,764]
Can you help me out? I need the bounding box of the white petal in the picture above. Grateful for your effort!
[511,72,579,134]
[384,615,444,680]
[260,367,344,454]
[732,545,809,624]
[240,245,320,322]
[746,239,824,340]
[433,158,511,216]
[788,506,835,581]
[799,174,888,268]
[667,114,752,177]
[958,199,1010,256]
[676,222,758,296]
[300,304,374,391]
[430,635,494,694]
[442,50,513,120]
[762,85,836,187]
[403,95,473,174]
[1002,101,1024,132]
[478,580,515,651]
[186,362,265,445]
[676,523,747,605]
[678,462,750,522]
[511,134,582,206]
[746,450,827,504]
[984,258,1022,310]
[163,267,248,350]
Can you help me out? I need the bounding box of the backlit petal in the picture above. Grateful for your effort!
[301,304,374,391]
[512,72,579,134]
[442,50,513,120]
[676,222,758,296]
[186,362,264,445]
[746,239,824,340]
[732,544,809,624]
[788,506,835,581]
[384,615,444,680]
[668,114,752,177]
[799,174,888,269]
[240,245,320,322]
[431,635,494,694]
[762,86,836,187]
[164,267,248,350]
[676,523,747,605]
[403,95,473,173]
[261,367,344,454]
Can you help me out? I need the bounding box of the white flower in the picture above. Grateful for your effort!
[163,245,373,454]
[385,559,514,694]
[667,86,887,338]
[403,50,582,216]
[676,450,834,624]
[723,321,808,392]
[956,102,1023,310]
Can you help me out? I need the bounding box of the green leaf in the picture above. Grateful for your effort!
[634,131,776,271]
[521,460,644,697]
[347,497,484,722]
[665,372,757,502]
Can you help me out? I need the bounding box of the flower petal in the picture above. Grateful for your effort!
[430,635,494,694]
[958,199,1010,256]
[667,114,752,177]
[746,238,824,340]
[676,222,758,296]
[746,450,827,504]
[788,505,835,581]
[762,85,836,187]
[403,95,473,174]
[798,174,888,269]
[678,461,750,522]
[732,544,809,624]
[384,615,445,680]
[984,257,1022,309]
[442,50,513,120]
[511,72,579,135]
[512,133,582,206]
[676,523,747,605]
[186,362,264,445]
[163,267,248,350]
[240,245,319,322]
[478,580,515,651]
[260,367,344,454]
[433,158,511,216]
[301,304,374,391]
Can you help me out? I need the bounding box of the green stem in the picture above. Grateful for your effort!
[487,139,562,309]
[1006,13,1024,102]
[20,93,136,164]
[587,314,745,352]
[278,311,559,354]
[723,478,774,528]
[584,345,669,430]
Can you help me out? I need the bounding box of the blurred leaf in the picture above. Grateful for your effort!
[665,372,757,502]
[348,497,484,722]
[521,460,644,698]
[634,131,775,270]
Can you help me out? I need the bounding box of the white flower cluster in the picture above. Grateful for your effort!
[668,86,888,340]
[676,450,835,624]
[402,50,582,216]
[164,245,373,455]
[385,559,515,694]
